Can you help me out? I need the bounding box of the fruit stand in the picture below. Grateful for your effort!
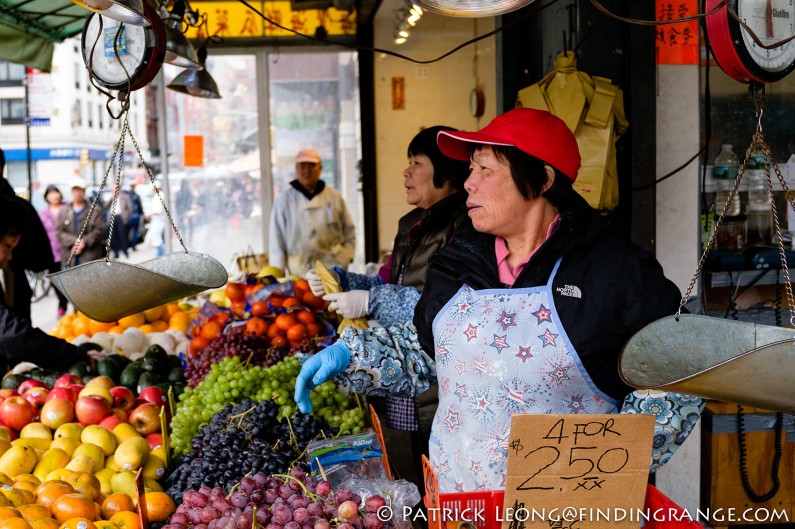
[0,269,412,529]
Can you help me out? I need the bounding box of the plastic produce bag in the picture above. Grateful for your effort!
[335,477,421,529]
[307,431,386,486]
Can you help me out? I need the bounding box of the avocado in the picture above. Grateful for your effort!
[68,361,91,378]
[166,355,183,370]
[137,371,161,392]
[145,344,168,359]
[43,373,60,388]
[77,342,103,353]
[105,354,131,369]
[1,374,26,390]
[142,355,167,373]
[166,367,184,385]
[96,358,122,381]
[120,363,145,391]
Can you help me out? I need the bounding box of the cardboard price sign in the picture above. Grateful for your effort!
[502,414,654,529]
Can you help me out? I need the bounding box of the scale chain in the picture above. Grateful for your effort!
[104,122,127,260]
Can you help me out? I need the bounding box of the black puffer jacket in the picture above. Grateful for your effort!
[413,189,681,401]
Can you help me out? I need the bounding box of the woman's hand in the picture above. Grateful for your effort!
[305,268,330,297]
[294,342,351,413]
[323,290,369,319]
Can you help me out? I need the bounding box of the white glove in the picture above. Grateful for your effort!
[305,269,328,297]
[323,290,370,319]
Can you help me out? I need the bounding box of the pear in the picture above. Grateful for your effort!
[0,446,37,477]
[50,437,80,457]
[143,478,163,492]
[0,441,12,459]
[45,468,74,483]
[110,470,137,497]
[94,468,115,496]
[32,448,69,482]
[65,454,94,473]
[19,424,52,441]
[0,485,35,507]
[54,424,83,442]
[113,437,149,471]
[111,424,139,446]
[71,444,104,473]
[81,426,117,457]
[141,454,166,481]
[12,438,50,458]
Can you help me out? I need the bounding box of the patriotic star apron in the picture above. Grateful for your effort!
[429,257,619,492]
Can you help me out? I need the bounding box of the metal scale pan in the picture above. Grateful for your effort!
[49,252,227,323]
[619,314,795,413]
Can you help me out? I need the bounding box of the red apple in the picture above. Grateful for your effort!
[109,387,136,412]
[138,386,167,407]
[145,433,163,450]
[74,395,111,425]
[22,388,49,408]
[39,398,75,429]
[128,403,161,436]
[70,385,84,395]
[54,374,83,388]
[18,380,49,395]
[99,410,127,431]
[0,390,18,399]
[46,387,77,404]
[0,396,37,430]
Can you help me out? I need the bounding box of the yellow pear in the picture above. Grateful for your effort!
[113,437,149,471]
[32,448,69,482]
[143,478,163,493]
[150,446,166,462]
[84,376,115,390]
[94,468,115,497]
[80,426,116,457]
[11,438,49,458]
[141,454,166,481]
[65,454,94,473]
[109,470,137,497]
[110,424,139,446]
[54,424,83,442]
[103,457,119,472]
[49,438,79,458]
[71,444,104,473]
[0,445,37,477]
[45,468,74,483]
[19,424,51,441]
[78,386,113,406]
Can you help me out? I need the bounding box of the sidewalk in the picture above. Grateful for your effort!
[31,244,158,333]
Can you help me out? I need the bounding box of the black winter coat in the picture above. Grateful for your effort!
[412,189,681,401]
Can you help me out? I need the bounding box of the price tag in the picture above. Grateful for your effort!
[368,404,393,480]
[502,414,654,529]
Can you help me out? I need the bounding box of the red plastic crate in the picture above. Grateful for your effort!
[424,490,505,529]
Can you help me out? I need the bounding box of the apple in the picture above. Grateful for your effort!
[85,376,115,390]
[145,433,163,450]
[74,395,112,425]
[0,426,16,441]
[40,398,75,429]
[54,374,83,388]
[99,410,127,431]
[22,388,49,408]
[109,387,136,412]
[0,396,37,430]
[128,403,161,436]
[18,379,49,395]
[46,387,77,404]
[138,387,167,407]
[0,390,18,399]
[70,385,84,396]
[78,386,113,405]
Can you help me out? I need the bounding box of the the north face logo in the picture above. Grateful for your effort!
[556,285,582,299]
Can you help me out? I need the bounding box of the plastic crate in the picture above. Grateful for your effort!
[424,490,505,529]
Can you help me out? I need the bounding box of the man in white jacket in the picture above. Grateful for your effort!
[268,148,356,276]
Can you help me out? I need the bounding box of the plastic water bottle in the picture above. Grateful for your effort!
[746,145,771,208]
[714,144,741,216]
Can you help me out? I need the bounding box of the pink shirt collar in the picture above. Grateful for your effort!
[495,214,560,286]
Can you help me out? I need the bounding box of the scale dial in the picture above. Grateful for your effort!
[81,1,165,92]
[705,0,795,83]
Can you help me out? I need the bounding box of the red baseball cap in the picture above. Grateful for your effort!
[436,108,581,181]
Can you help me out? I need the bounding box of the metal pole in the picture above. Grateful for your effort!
[24,68,32,201]
[156,70,173,254]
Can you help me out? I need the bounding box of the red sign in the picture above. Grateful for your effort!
[655,0,699,65]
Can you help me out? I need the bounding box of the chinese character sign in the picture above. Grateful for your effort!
[656,0,699,64]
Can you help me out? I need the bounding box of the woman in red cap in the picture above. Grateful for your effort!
[295,108,703,492]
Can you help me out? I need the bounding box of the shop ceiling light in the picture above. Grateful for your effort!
[69,0,150,26]
[410,0,536,17]
[167,43,221,99]
[163,0,201,69]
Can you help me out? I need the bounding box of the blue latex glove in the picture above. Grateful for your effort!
[294,342,352,413]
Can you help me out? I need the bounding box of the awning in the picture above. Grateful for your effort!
[0,1,89,71]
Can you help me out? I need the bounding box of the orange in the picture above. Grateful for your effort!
[11,482,36,496]
[106,326,124,335]
[59,518,96,529]
[142,492,175,523]
[295,310,316,325]
[0,511,22,522]
[150,321,168,333]
[87,320,114,335]
[16,505,48,522]
[189,336,209,356]
[142,306,167,323]
[136,324,156,335]
[275,313,297,331]
[99,495,133,521]
[201,321,222,340]
[116,314,145,329]
[244,318,267,337]
[225,283,245,302]
[71,319,90,339]
[164,304,180,317]
[13,476,40,487]
[64,474,100,502]
[35,482,74,511]
[0,517,32,529]
[29,518,59,529]
[294,279,310,298]
[286,324,307,343]
[281,296,299,309]
[51,494,97,524]
[108,512,138,529]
